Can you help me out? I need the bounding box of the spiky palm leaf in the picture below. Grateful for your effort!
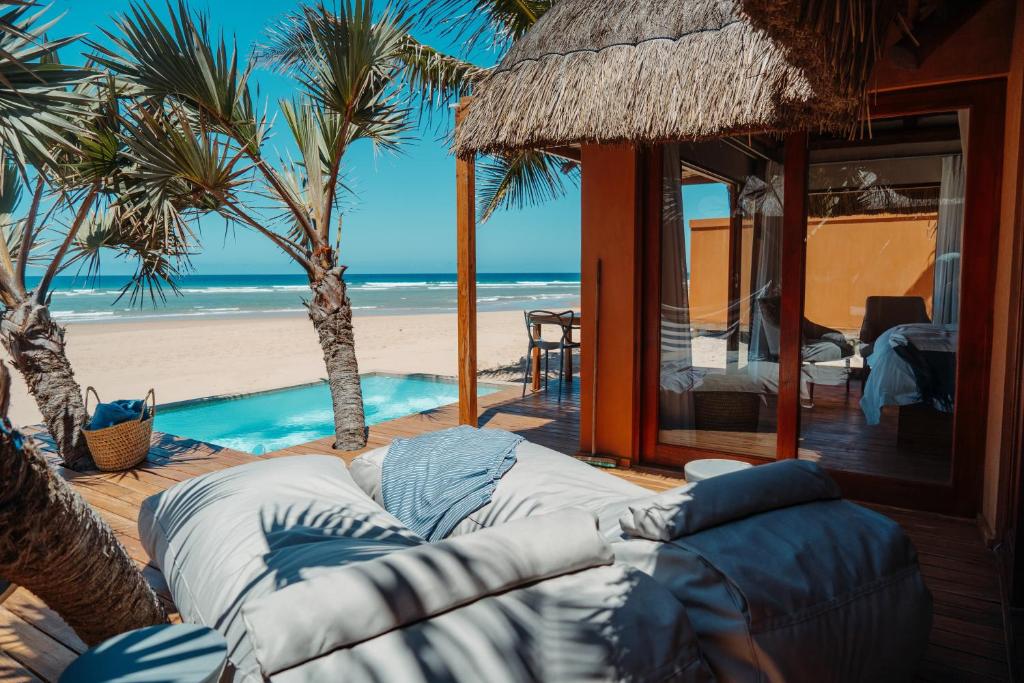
[261,6,484,112]
[410,0,553,52]
[0,2,90,169]
[90,0,265,156]
[477,149,577,222]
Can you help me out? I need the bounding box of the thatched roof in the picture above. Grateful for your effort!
[455,0,896,157]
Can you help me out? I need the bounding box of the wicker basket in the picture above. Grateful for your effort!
[82,387,155,472]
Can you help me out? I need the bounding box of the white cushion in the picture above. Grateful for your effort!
[242,510,613,677]
[350,439,649,538]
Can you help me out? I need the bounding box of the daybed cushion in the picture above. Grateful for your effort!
[241,510,613,676]
[140,455,713,683]
[351,439,649,538]
[616,500,933,682]
[618,459,841,540]
[356,439,933,682]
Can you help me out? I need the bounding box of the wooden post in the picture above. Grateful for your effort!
[456,100,477,426]
[777,132,810,459]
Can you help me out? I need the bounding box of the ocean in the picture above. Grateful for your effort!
[35,273,582,324]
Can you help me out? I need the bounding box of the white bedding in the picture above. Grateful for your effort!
[139,455,711,682]
[861,323,957,424]
[350,439,933,682]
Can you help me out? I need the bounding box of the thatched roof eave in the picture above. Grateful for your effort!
[455,0,896,157]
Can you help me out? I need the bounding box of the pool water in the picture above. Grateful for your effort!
[153,375,500,455]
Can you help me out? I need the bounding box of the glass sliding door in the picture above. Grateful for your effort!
[797,112,966,484]
[654,139,784,461]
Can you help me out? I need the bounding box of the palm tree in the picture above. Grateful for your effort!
[0,73,226,468]
[0,362,168,644]
[91,0,481,450]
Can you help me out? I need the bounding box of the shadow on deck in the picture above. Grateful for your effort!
[0,379,1012,681]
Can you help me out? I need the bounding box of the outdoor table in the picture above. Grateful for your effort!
[59,623,228,683]
[529,312,582,391]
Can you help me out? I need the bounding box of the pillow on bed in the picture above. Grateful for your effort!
[242,509,613,677]
[138,454,422,682]
[350,439,649,538]
[619,460,841,541]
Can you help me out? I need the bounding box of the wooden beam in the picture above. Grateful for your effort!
[456,100,478,426]
[888,1,990,70]
[777,132,810,459]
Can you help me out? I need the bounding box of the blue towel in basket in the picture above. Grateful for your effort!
[90,400,150,430]
[381,425,522,541]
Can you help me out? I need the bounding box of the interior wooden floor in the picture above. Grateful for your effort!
[661,381,952,484]
[0,380,1010,681]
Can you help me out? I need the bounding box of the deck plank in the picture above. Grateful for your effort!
[3,381,1010,681]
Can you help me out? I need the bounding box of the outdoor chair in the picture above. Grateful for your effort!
[522,310,573,396]
[755,296,855,405]
[556,311,580,381]
[859,296,931,392]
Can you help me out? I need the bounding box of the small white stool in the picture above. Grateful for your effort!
[684,458,752,483]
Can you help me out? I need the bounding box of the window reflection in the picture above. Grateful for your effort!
[658,140,783,458]
[798,112,965,483]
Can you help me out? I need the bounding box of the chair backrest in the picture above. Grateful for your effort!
[755,296,782,357]
[524,310,561,341]
[859,296,931,345]
[554,310,577,344]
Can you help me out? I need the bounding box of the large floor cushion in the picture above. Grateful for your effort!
[616,500,932,682]
[351,439,649,538]
[140,455,713,682]
[355,439,933,682]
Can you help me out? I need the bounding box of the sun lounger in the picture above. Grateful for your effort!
[352,440,933,682]
[138,455,711,682]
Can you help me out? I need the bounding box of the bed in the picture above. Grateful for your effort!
[139,454,711,682]
[352,440,934,682]
[860,323,958,426]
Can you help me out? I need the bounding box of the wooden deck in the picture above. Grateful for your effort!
[0,382,1012,681]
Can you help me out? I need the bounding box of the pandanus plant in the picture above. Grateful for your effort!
[92,0,483,449]
[0,5,212,468]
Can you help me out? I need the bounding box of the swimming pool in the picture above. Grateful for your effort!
[153,374,502,455]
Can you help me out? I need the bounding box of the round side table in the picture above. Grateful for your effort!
[684,458,752,483]
[59,624,227,683]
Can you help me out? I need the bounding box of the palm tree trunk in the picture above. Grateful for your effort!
[307,267,367,450]
[0,300,91,469]
[0,366,168,646]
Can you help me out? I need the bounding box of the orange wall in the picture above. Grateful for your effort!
[984,0,1024,538]
[579,145,641,461]
[688,218,730,326]
[689,214,938,333]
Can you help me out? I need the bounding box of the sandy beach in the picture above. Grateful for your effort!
[4,310,531,426]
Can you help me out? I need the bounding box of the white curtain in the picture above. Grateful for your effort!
[659,145,697,428]
[933,154,964,325]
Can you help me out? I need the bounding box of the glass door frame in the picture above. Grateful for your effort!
[640,79,1006,516]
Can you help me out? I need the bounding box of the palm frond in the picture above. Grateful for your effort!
[261,6,484,111]
[477,149,577,222]
[89,0,264,156]
[408,0,552,53]
[0,2,92,169]
[68,202,193,305]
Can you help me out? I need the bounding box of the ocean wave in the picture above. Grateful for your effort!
[51,310,116,320]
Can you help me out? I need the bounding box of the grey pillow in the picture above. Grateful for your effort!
[619,459,841,540]
[241,509,613,677]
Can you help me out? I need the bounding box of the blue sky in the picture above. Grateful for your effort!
[55,0,583,276]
